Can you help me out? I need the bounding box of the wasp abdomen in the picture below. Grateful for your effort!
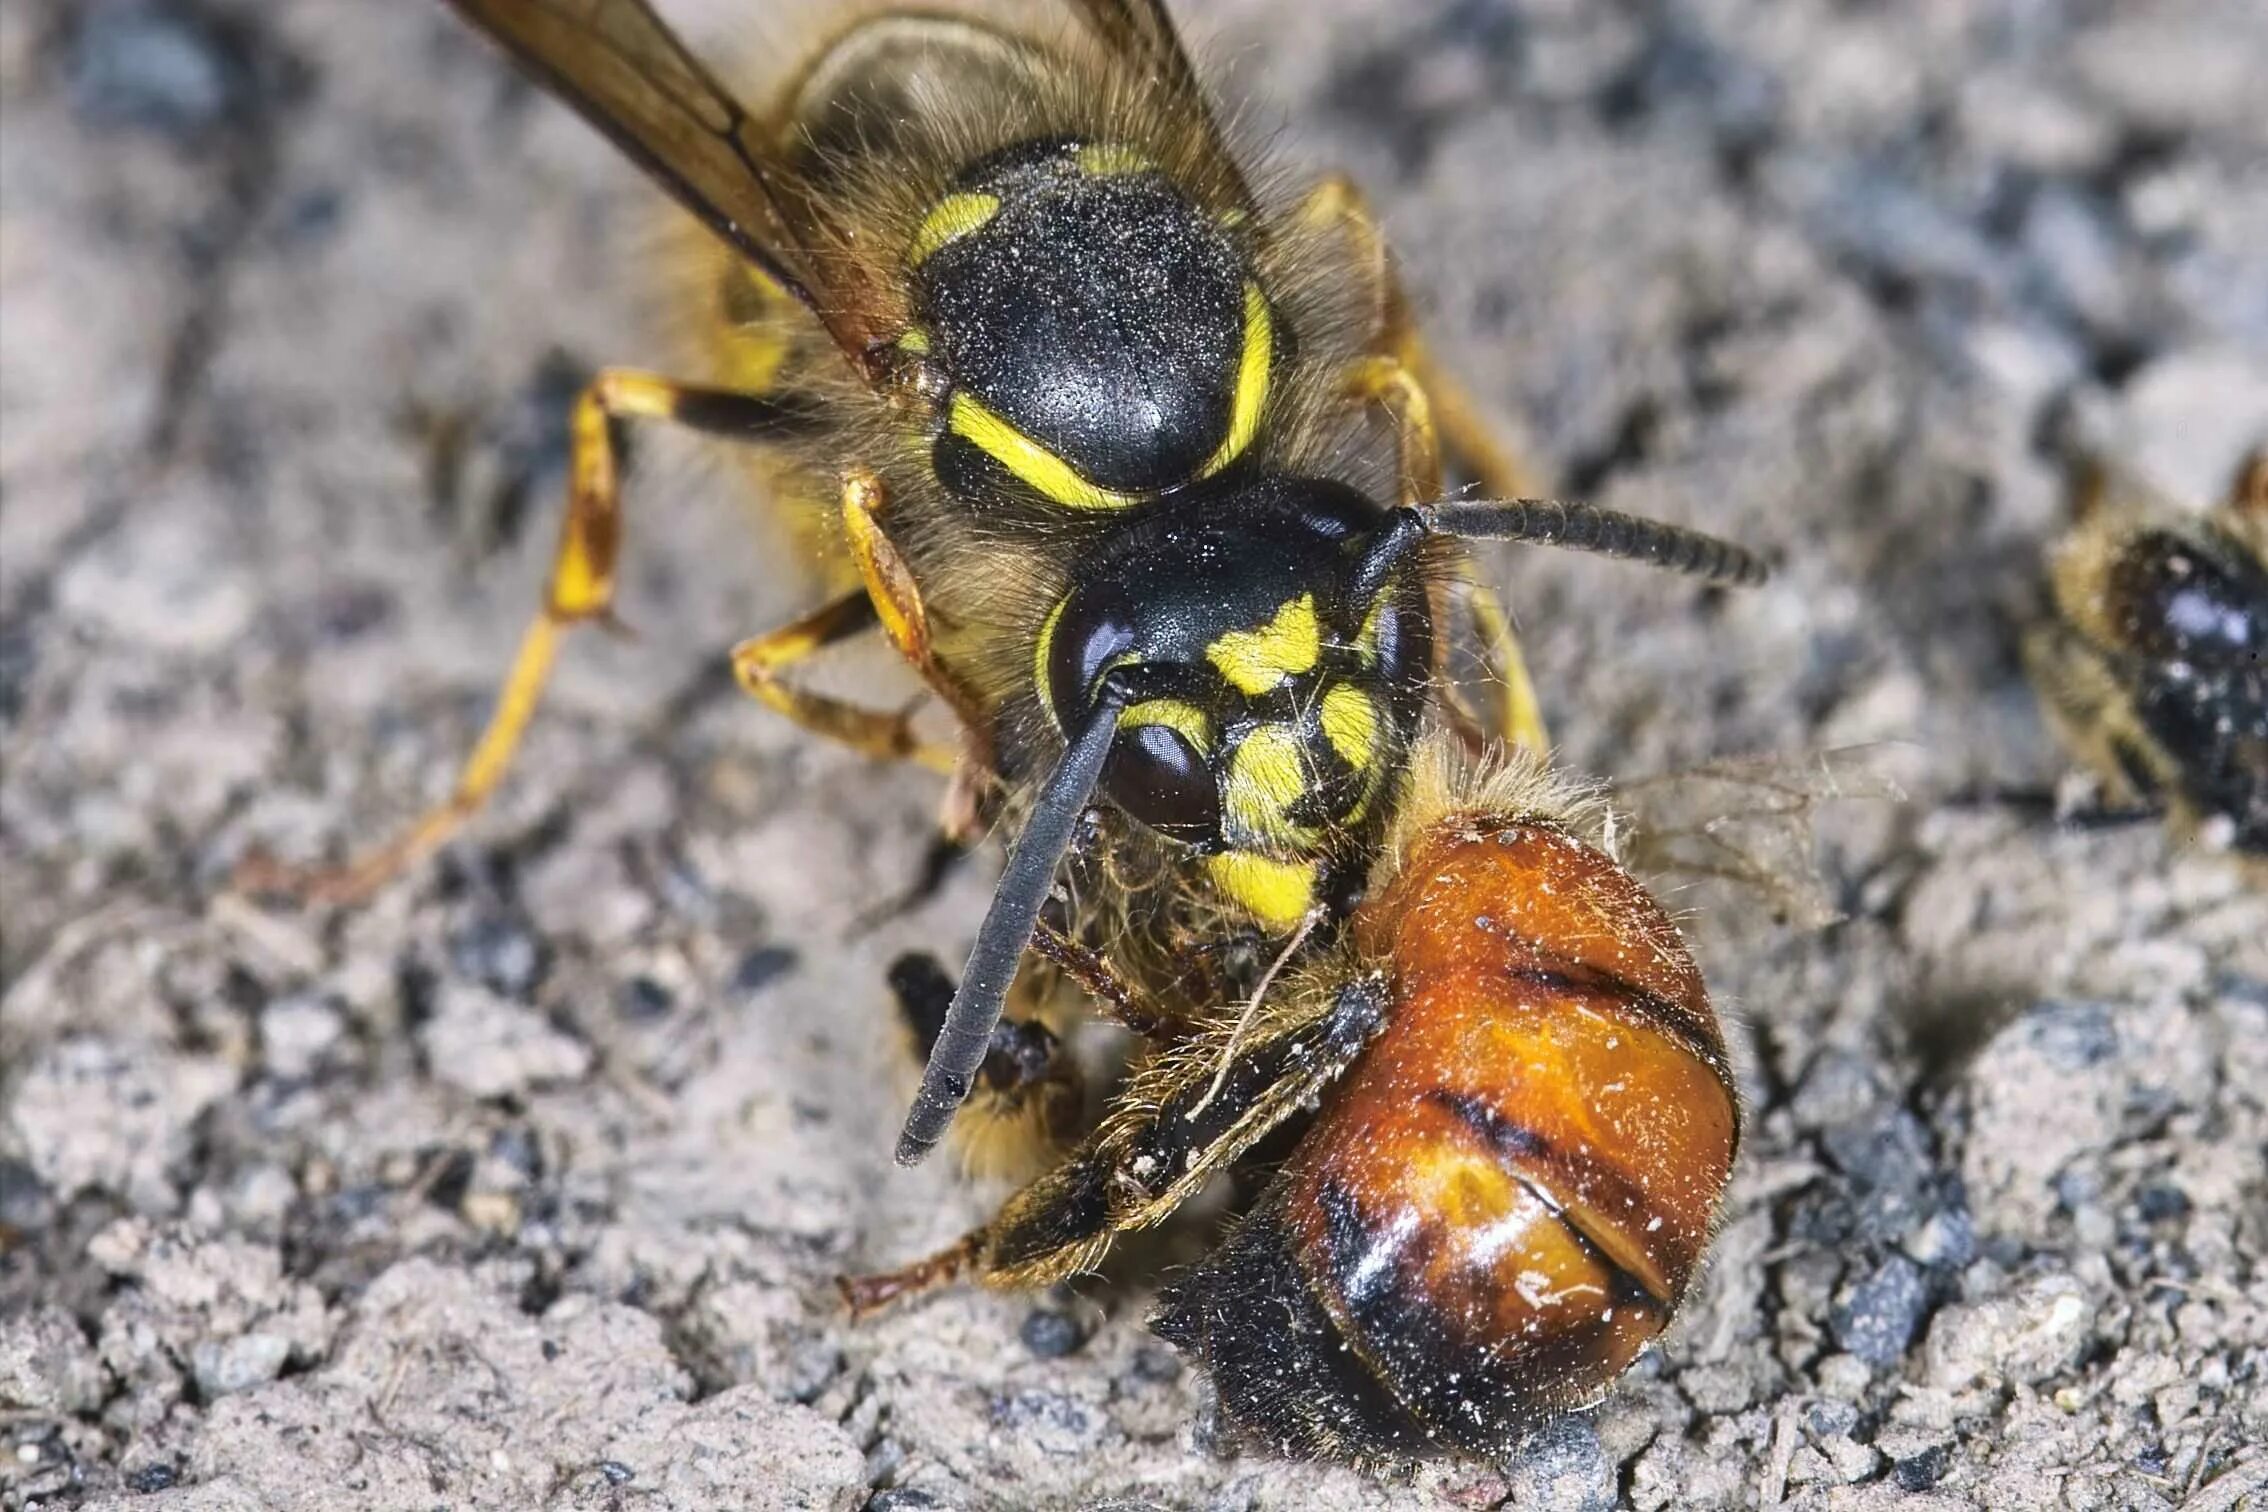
[1158,816,1740,1461]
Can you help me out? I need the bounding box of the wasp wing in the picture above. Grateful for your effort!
[1064,0,1258,212]
[443,0,892,370]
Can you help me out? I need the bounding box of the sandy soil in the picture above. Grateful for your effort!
[3,0,2265,1508]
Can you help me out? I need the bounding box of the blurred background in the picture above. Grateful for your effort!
[2,1,2264,1507]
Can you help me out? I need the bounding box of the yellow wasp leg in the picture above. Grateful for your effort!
[839,468,995,762]
[243,369,799,904]
[1342,353,1443,506]
[1300,173,1552,755]
[730,590,957,773]
[1456,575,1550,760]
[1296,175,1544,496]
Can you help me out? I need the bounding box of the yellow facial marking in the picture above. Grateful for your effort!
[1320,684,1379,769]
[1075,142,1152,176]
[1033,595,1069,723]
[1197,284,1274,480]
[1205,852,1318,934]
[909,192,1000,265]
[1125,698,1215,753]
[895,327,931,355]
[1224,725,1312,845]
[1207,593,1320,696]
[949,393,1143,511]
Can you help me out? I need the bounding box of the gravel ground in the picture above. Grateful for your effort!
[4,0,2266,1508]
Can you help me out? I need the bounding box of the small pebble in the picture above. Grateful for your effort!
[1503,1414,1615,1512]
[1129,1344,1182,1383]
[127,1463,179,1493]
[489,1125,543,1181]
[1831,1255,1930,1367]
[1894,1442,1951,1491]
[732,946,799,996]
[460,1191,520,1235]
[259,994,344,1081]
[1019,1308,1086,1359]
[423,1149,476,1212]
[989,1389,1098,1455]
[598,1460,634,1486]
[0,1159,50,1230]
[450,914,547,998]
[617,975,675,1023]
[1804,1399,1859,1438]
[67,0,248,137]
[2134,1182,2189,1222]
[1905,1193,1978,1271]
[191,1332,291,1396]
[865,1492,947,1511]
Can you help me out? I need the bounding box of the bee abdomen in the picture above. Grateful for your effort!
[1158,816,1740,1462]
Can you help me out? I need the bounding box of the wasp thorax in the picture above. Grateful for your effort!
[1155,813,1741,1460]
[908,136,1269,505]
[1035,479,1432,928]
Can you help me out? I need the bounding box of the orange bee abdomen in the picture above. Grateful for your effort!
[1156,813,1739,1461]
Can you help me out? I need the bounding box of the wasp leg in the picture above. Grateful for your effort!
[240,370,804,904]
[730,591,958,772]
[841,972,1389,1312]
[839,469,990,744]
[1297,173,1544,499]
[888,951,1083,1183]
[1301,175,1551,755]
[1029,919,1176,1037]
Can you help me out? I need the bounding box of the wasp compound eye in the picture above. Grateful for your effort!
[1105,702,1223,840]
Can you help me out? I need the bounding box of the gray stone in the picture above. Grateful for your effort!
[0,1305,110,1414]
[1832,1255,1931,1368]
[1503,1415,1615,1512]
[191,1331,292,1397]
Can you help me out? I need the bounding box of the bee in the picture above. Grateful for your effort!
[2025,450,2267,854]
[262,0,1769,1184]
[847,736,1741,1463]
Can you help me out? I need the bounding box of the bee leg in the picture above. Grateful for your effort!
[1300,174,1551,755]
[887,952,1083,1183]
[842,974,1389,1311]
[238,370,805,905]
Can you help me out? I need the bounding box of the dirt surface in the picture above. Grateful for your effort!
[4,0,2266,1508]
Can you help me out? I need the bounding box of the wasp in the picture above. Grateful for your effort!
[850,735,1741,1462]
[238,0,1775,1180]
[2025,450,2267,854]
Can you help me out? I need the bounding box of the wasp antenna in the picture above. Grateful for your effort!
[895,683,1128,1166]
[1421,499,1771,588]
